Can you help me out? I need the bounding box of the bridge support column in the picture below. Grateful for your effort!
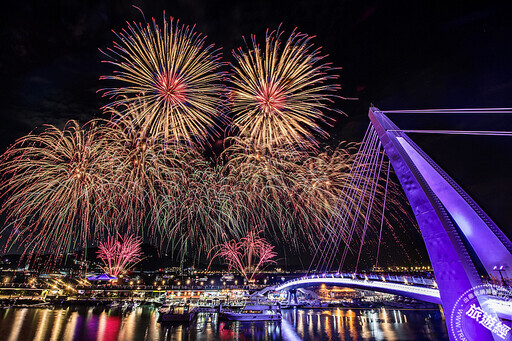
[287,289,298,306]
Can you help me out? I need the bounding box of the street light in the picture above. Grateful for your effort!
[493,265,508,286]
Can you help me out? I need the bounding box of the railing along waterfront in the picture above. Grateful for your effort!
[277,272,438,289]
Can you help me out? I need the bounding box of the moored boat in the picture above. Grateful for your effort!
[157,304,198,323]
[219,303,282,321]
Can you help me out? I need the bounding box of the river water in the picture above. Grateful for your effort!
[0,306,449,340]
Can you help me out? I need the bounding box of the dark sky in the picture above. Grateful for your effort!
[0,1,511,254]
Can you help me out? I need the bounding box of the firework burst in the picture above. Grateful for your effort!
[229,28,341,151]
[208,230,277,281]
[0,15,419,269]
[100,14,225,148]
[0,120,113,255]
[97,234,143,277]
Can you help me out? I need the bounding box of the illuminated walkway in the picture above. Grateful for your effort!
[266,273,440,304]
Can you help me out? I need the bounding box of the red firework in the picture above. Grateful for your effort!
[97,234,143,277]
[208,230,277,281]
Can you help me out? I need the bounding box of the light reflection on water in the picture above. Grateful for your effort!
[0,306,448,340]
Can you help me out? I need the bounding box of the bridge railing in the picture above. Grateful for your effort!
[0,283,49,290]
[285,273,437,288]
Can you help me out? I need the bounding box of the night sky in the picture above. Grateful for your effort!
[0,1,511,261]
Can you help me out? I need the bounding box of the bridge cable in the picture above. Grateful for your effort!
[307,125,372,274]
[338,128,382,271]
[338,129,381,270]
[307,125,373,274]
[375,160,391,269]
[385,129,512,136]
[319,127,377,272]
[355,145,385,273]
[322,126,380,272]
[380,108,512,114]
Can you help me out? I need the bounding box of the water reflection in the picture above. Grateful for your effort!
[282,307,448,341]
[0,306,448,341]
[6,308,26,341]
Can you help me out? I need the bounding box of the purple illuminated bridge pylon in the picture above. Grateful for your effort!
[367,108,512,340]
[369,107,512,311]
[266,108,512,341]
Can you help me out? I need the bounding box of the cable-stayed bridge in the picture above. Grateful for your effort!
[259,108,512,341]
[257,272,440,304]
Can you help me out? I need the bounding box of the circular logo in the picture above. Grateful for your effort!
[450,284,512,341]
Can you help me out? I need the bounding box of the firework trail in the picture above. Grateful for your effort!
[229,28,341,152]
[221,139,363,248]
[0,120,113,256]
[100,14,225,149]
[99,106,201,235]
[156,159,253,256]
[97,233,143,277]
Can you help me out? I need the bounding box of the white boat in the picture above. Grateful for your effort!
[219,303,282,321]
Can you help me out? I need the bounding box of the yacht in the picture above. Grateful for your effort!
[219,302,282,321]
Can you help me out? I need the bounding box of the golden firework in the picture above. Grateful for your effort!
[229,28,341,151]
[100,15,225,149]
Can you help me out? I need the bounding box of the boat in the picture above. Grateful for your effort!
[219,302,282,321]
[158,304,198,323]
[122,301,139,311]
[108,301,122,309]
